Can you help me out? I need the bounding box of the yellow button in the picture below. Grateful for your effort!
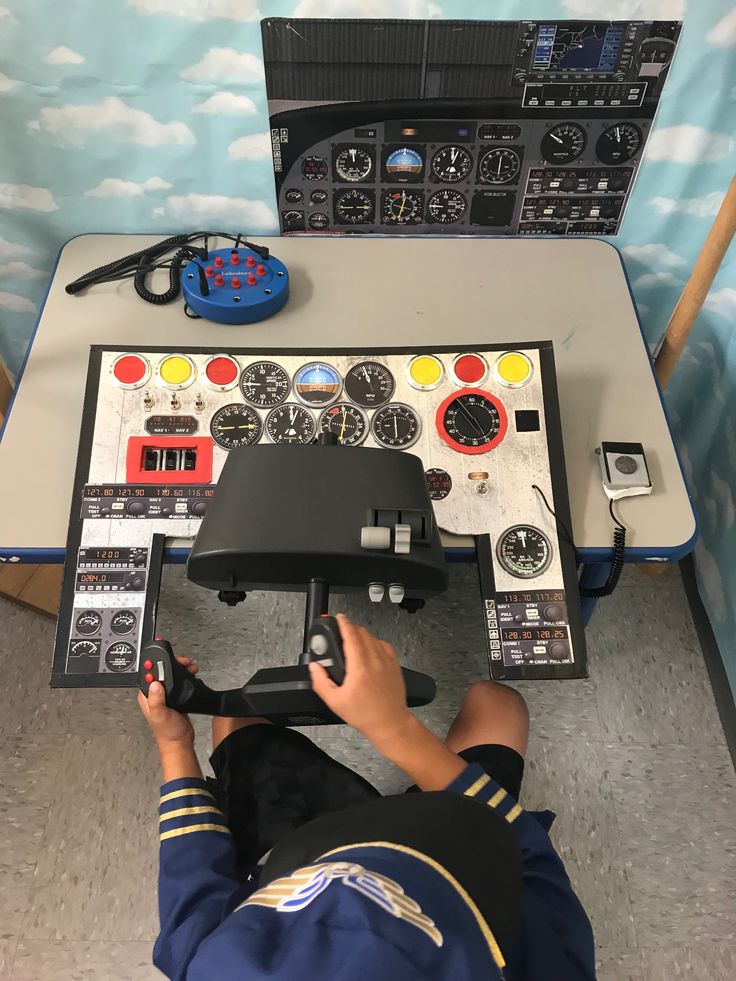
[408,354,444,389]
[495,352,532,387]
[159,355,193,386]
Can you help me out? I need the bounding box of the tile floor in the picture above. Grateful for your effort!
[0,562,734,980]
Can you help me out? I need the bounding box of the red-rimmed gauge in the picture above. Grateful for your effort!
[436,388,507,454]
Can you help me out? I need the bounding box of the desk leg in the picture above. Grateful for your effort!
[578,562,613,626]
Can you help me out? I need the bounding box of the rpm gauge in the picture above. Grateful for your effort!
[344,361,395,407]
[371,403,421,449]
[210,403,262,450]
[595,123,643,165]
[496,526,552,579]
[431,145,472,182]
[240,361,290,408]
[319,403,368,446]
[265,403,316,444]
[436,389,508,454]
[479,147,521,185]
[426,189,467,224]
[334,146,373,182]
[540,123,587,164]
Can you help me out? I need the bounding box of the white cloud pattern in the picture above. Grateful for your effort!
[632,272,683,289]
[621,244,687,269]
[193,92,258,116]
[708,9,736,47]
[0,292,35,313]
[0,72,16,91]
[0,183,58,212]
[650,191,725,218]
[703,287,736,320]
[0,6,17,24]
[85,177,173,197]
[27,97,195,147]
[644,125,734,164]
[157,193,276,230]
[44,46,85,65]
[0,237,31,259]
[562,0,684,16]
[180,48,263,84]
[293,0,441,14]
[0,261,48,278]
[228,133,271,160]
[129,0,260,22]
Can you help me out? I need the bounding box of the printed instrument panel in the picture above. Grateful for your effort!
[52,344,585,686]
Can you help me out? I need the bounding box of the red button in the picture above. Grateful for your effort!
[231,277,241,289]
[145,672,155,684]
[230,252,240,266]
[454,354,487,384]
[143,659,153,670]
[214,256,224,268]
[205,356,239,387]
[113,355,148,386]
[155,636,164,641]
[214,274,225,286]
[256,264,266,276]
[247,273,257,285]
[205,266,214,278]
[246,255,256,268]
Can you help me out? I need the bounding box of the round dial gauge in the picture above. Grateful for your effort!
[308,212,329,230]
[294,362,342,406]
[310,189,328,204]
[431,145,472,182]
[344,360,395,407]
[383,189,423,224]
[110,610,137,635]
[334,188,375,224]
[105,642,136,672]
[385,146,423,180]
[334,146,373,182]
[69,639,99,660]
[371,403,421,449]
[496,526,552,579]
[319,403,368,446]
[75,610,102,635]
[240,361,290,408]
[265,403,316,444]
[210,403,262,450]
[540,123,587,164]
[436,389,508,454]
[302,155,328,181]
[426,189,467,224]
[595,123,643,165]
[479,147,521,184]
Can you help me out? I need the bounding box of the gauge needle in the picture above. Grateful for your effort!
[456,400,485,437]
[550,132,563,144]
[519,530,527,547]
[362,365,371,384]
[398,191,406,218]
[615,126,621,142]
[339,410,348,441]
[394,416,398,438]
[289,406,296,425]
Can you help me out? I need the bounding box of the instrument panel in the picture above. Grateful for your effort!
[262,17,681,237]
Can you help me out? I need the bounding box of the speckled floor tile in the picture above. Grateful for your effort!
[0,937,17,979]
[1,867,35,937]
[22,733,160,942]
[11,941,159,980]
[1,735,61,867]
[522,735,637,948]
[605,742,736,944]
[596,947,643,981]
[587,581,723,746]
[616,562,680,589]
[640,945,736,980]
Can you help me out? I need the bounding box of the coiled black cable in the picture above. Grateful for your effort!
[133,245,191,305]
[65,233,193,295]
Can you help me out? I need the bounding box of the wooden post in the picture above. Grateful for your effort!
[655,176,736,390]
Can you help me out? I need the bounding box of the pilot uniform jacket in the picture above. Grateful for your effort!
[154,762,594,980]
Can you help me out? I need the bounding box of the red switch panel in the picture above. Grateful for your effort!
[125,437,213,485]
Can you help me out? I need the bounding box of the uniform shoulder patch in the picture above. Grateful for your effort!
[237,861,444,947]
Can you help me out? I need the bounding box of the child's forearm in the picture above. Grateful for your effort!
[160,744,203,783]
[368,714,468,791]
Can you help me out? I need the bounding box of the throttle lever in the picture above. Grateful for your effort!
[138,638,211,712]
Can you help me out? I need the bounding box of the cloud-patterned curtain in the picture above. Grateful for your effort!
[0,1,734,698]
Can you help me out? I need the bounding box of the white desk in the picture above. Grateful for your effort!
[0,234,696,565]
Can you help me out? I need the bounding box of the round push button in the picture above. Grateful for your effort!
[494,352,533,388]
[112,354,150,389]
[407,354,444,391]
[204,355,239,390]
[452,353,488,386]
[158,355,195,389]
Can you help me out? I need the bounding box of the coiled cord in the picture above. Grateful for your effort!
[133,245,190,305]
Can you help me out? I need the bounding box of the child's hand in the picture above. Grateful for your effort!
[308,615,412,746]
[137,655,198,754]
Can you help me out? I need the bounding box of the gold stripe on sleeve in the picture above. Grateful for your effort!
[160,823,231,842]
[488,788,507,808]
[463,773,491,798]
[504,803,523,824]
[160,787,216,805]
[159,805,224,823]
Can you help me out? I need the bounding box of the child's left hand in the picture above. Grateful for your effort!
[137,655,198,754]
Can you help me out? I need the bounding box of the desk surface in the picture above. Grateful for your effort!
[0,234,696,559]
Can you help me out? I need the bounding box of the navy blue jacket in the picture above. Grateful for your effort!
[154,763,594,979]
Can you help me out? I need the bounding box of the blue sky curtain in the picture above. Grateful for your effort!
[0,1,734,694]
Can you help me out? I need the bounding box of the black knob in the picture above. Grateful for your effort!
[126,499,147,516]
[133,553,146,567]
[513,613,524,624]
[161,507,172,517]
[543,604,564,621]
[190,500,208,517]
[128,575,145,591]
[560,178,577,192]
[549,641,569,660]
[608,178,627,192]
[554,204,571,219]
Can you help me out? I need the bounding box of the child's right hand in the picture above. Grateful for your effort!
[308,615,412,746]
[137,655,198,754]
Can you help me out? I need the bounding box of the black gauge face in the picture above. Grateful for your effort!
[371,403,421,449]
[440,393,503,450]
[595,123,643,165]
[319,403,368,446]
[426,189,467,224]
[479,148,521,185]
[110,610,137,635]
[344,361,395,407]
[294,362,342,406]
[425,468,452,501]
[496,526,552,579]
[284,188,303,204]
[210,403,262,450]
[69,639,99,659]
[431,145,472,182]
[540,123,587,164]
[334,188,375,224]
[75,610,102,635]
[302,156,328,180]
[105,641,137,672]
[240,361,290,408]
[308,212,329,230]
[382,189,423,224]
[334,146,373,182]
[310,189,328,204]
[265,403,316,444]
